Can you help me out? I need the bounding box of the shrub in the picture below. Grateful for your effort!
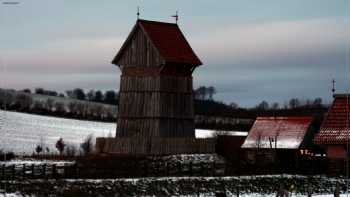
[55,138,66,155]
[35,145,43,154]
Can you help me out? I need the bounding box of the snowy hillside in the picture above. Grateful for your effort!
[0,110,243,154]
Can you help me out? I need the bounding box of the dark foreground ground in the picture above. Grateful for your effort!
[0,175,346,196]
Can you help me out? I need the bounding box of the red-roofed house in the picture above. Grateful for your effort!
[315,94,350,159]
[241,117,317,164]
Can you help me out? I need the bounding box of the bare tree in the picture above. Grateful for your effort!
[80,134,94,155]
[229,102,239,109]
[32,100,45,112]
[15,93,32,110]
[35,136,45,155]
[313,97,322,107]
[207,86,216,100]
[256,132,263,149]
[271,102,279,110]
[46,98,54,112]
[67,102,77,114]
[194,86,207,100]
[87,90,95,101]
[289,98,300,109]
[256,101,269,111]
[54,101,65,114]
[55,138,66,155]
[65,144,77,157]
[35,145,43,155]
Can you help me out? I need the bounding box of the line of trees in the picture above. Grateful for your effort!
[194,86,217,101]
[0,86,329,131]
[25,88,119,105]
[0,89,117,122]
[254,97,324,111]
[34,134,95,157]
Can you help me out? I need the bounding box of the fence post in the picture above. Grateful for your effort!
[11,164,15,180]
[63,164,67,178]
[1,164,5,180]
[22,164,26,179]
[166,162,170,176]
[74,163,78,179]
[52,164,56,179]
[144,162,148,177]
[42,164,46,179]
[200,162,204,176]
[189,162,193,176]
[177,162,181,176]
[31,164,35,178]
[156,162,160,177]
[212,161,216,176]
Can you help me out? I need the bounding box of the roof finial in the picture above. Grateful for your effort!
[332,78,336,95]
[137,6,140,20]
[172,10,179,24]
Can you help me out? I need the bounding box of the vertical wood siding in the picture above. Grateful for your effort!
[97,137,215,155]
[117,27,165,67]
[117,75,195,138]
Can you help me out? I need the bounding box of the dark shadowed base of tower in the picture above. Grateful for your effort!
[95,137,215,155]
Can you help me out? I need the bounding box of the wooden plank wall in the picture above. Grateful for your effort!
[117,75,195,138]
[117,27,164,67]
[96,137,216,155]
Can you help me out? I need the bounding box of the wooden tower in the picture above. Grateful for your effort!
[112,19,202,138]
[96,19,214,155]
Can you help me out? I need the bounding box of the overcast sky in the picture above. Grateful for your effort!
[0,0,349,107]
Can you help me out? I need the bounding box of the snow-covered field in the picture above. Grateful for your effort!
[0,110,115,154]
[0,110,243,154]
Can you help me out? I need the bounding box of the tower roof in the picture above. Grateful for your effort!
[112,19,202,67]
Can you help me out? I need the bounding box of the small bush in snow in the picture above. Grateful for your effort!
[35,145,43,154]
[55,138,66,155]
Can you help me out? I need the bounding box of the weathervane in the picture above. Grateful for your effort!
[137,6,140,19]
[332,78,336,95]
[172,11,179,24]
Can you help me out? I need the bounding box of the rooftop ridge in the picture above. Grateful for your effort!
[333,94,350,98]
[256,116,313,120]
[137,19,177,26]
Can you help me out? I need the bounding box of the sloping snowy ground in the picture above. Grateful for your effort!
[0,110,242,154]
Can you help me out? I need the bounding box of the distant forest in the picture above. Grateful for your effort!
[0,87,329,129]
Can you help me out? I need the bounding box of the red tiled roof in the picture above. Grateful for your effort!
[113,19,202,66]
[139,20,202,66]
[314,94,350,145]
[241,117,313,149]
